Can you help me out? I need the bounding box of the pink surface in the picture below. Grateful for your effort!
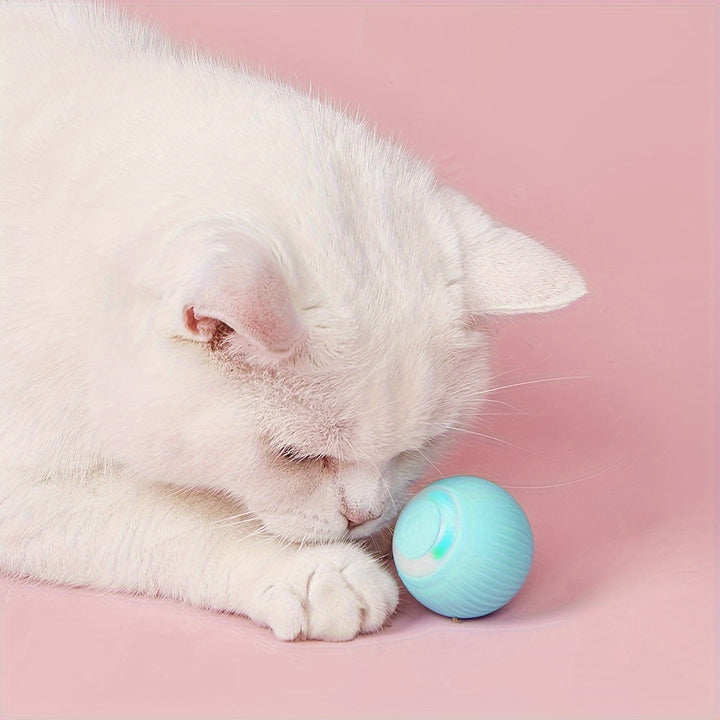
[2,2,717,718]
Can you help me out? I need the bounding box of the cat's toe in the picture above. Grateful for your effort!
[259,584,309,642]
[339,557,399,635]
[304,564,371,641]
[303,545,399,641]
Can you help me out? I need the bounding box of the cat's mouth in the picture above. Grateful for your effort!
[345,511,393,541]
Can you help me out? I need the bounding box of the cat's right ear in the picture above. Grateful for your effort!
[441,188,586,316]
[174,225,305,364]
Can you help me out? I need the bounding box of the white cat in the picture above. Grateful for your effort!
[0,1,585,640]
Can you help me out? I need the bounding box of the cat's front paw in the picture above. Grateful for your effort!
[257,543,399,641]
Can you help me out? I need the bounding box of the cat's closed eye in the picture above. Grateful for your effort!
[276,445,335,470]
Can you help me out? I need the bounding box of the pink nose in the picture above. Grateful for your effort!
[340,503,382,529]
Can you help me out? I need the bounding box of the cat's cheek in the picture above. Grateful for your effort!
[235,461,341,542]
[242,479,350,543]
[259,510,349,544]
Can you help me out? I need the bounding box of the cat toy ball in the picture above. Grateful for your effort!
[392,475,534,618]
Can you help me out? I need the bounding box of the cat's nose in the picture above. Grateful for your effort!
[340,502,382,529]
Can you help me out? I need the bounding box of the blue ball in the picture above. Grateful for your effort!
[392,476,534,618]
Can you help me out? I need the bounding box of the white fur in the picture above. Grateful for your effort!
[0,1,586,640]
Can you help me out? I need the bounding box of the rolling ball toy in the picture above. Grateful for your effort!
[392,476,534,618]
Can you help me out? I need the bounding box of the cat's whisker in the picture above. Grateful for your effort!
[417,447,443,477]
[210,510,257,528]
[480,411,529,417]
[217,517,264,531]
[266,535,297,565]
[487,364,534,381]
[468,397,526,413]
[482,375,593,395]
[298,534,309,553]
[336,435,359,466]
[211,511,257,524]
[448,426,532,453]
[166,484,198,500]
[408,415,527,453]
[151,515,265,548]
[368,459,398,516]
[235,526,267,542]
[501,460,629,490]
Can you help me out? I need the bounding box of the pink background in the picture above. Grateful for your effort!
[2,2,717,718]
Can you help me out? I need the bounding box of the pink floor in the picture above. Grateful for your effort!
[2,2,717,718]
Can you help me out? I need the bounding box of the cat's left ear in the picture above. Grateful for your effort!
[172,222,305,364]
[442,188,587,315]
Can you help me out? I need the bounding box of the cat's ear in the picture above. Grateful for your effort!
[443,188,587,315]
[176,227,304,362]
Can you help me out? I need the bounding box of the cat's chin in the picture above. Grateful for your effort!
[347,515,392,542]
[259,512,392,546]
[258,513,348,545]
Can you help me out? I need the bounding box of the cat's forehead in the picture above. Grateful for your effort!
[291,172,465,331]
[243,97,463,292]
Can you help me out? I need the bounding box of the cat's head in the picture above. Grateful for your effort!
[94,82,585,544]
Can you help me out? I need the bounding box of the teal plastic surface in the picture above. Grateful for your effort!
[392,476,534,618]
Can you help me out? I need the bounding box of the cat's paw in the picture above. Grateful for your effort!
[256,543,399,641]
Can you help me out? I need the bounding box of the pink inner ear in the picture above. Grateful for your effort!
[183,306,219,342]
[184,255,304,358]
